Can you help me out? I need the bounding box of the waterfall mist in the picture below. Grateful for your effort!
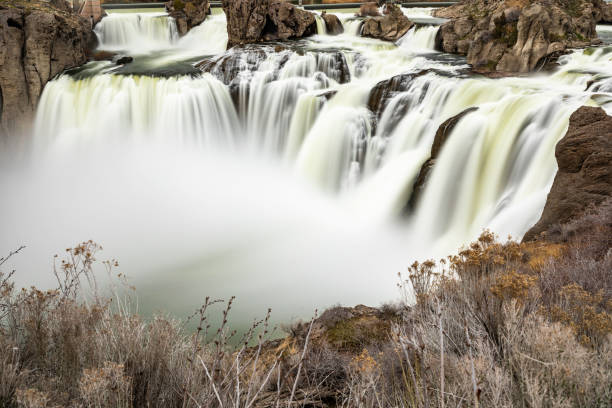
[3,8,609,325]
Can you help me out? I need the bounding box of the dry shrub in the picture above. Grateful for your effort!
[0,201,610,408]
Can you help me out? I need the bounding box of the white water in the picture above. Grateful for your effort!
[2,12,610,324]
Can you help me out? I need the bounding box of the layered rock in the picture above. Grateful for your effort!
[524,106,612,241]
[165,0,210,36]
[222,0,317,48]
[0,0,96,137]
[361,3,413,42]
[434,0,606,72]
[321,11,343,35]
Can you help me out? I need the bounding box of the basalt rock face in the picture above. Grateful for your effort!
[524,106,612,241]
[222,0,316,48]
[407,107,478,211]
[165,0,210,36]
[321,11,343,35]
[361,3,413,42]
[0,1,96,137]
[434,0,606,72]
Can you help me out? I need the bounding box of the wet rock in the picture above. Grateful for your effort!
[116,56,133,65]
[357,2,381,18]
[601,3,612,23]
[407,107,478,211]
[262,0,317,42]
[361,3,413,42]
[165,0,209,36]
[0,0,96,137]
[524,106,612,241]
[434,0,607,73]
[321,11,343,35]
[367,71,427,116]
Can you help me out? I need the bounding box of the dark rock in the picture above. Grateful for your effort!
[524,106,612,241]
[116,56,133,65]
[434,0,607,73]
[407,108,478,211]
[165,0,209,36]
[367,71,428,116]
[0,0,96,137]
[361,3,413,42]
[321,11,343,35]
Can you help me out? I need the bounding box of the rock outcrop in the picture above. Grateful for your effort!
[321,11,343,35]
[434,0,606,72]
[165,0,209,36]
[524,106,612,241]
[0,0,96,137]
[361,3,413,42]
[222,0,317,48]
[407,108,478,210]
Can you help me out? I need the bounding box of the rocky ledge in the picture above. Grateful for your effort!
[524,106,612,241]
[165,0,210,36]
[222,0,317,48]
[434,0,606,72]
[0,0,96,137]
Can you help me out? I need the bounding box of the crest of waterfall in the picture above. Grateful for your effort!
[95,12,179,52]
[8,10,609,322]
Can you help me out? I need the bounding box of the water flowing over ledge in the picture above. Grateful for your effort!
[2,8,610,324]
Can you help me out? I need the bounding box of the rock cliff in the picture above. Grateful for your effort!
[524,106,612,240]
[434,0,606,72]
[0,0,95,137]
[222,0,317,48]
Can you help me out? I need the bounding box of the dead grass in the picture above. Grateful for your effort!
[0,201,610,407]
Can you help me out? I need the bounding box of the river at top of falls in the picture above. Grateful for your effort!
[2,7,612,326]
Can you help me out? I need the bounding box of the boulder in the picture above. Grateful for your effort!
[602,3,612,23]
[361,3,413,42]
[165,0,209,36]
[321,11,343,35]
[524,106,612,241]
[222,0,317,48]
[0,0,96,137]
[262,0,317,42]
[116,56,133,65]
[434,0,606,73]
[357,2,381,17]
[407,108,478,210]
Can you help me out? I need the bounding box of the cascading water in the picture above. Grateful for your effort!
[2,8,610,325]
[95,12,179,52]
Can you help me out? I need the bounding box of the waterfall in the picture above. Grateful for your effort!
[315,15,327,35]
[397,26,439,52]
[5,10,606,322]
[95,12,179,52]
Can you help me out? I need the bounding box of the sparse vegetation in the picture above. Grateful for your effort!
[0,201,610,407]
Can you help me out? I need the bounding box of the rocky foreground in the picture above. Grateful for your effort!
[434,0,608,72]
[0,0,96,137]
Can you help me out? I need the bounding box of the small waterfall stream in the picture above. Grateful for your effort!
[2,8,609,324]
